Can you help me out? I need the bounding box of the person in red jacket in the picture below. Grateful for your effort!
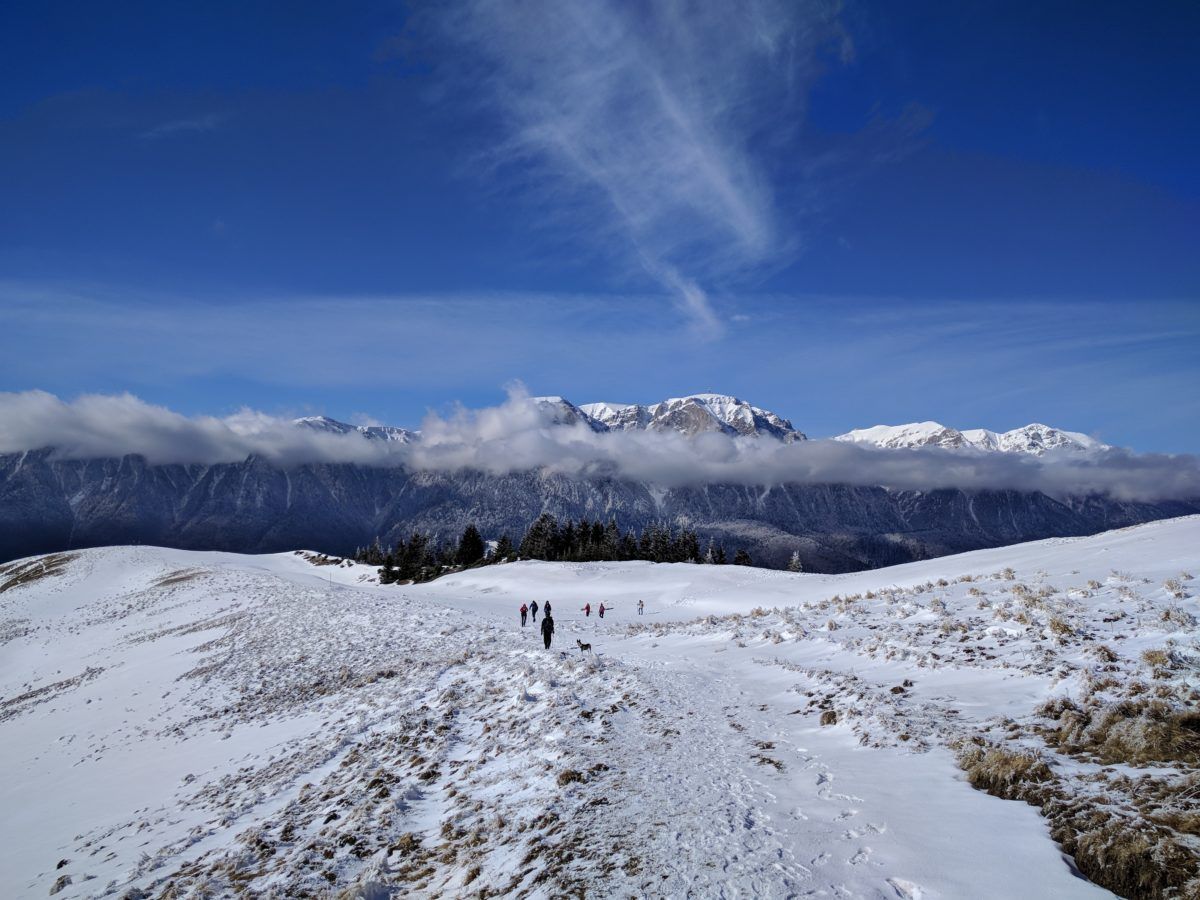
[582,602,591,617]
[520,603,528,627]
[598,603,606,619]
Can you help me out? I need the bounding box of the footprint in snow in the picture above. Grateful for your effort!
[886,877,924,899]
[811,851,831,866]
[849,847,871,865]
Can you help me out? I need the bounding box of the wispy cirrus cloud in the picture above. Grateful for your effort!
[139,112,224,139]
[425,0,849,337]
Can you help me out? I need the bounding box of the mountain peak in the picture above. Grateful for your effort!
[293,415,415,443]
[838,421,1108,455]
[581,394,805,441]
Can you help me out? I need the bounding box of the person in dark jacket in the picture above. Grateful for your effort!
[530,600,539,622]
[541,612,555,649]
[520,603,528,627]
[544,600,552,617]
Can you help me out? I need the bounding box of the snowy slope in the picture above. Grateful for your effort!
[2,518,1197,898]
[960,423,1108,454]
[831,421,970,450]
[293,415,417,443]
[837,421,1109,454]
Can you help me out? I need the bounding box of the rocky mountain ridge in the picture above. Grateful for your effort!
[1,392,1171,572]
[2,448,1196,572]
[296,394,1104,454]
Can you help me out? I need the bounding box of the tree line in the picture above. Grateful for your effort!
[354,513,763,584]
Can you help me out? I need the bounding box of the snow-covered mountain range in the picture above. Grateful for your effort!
[297,394,1105,455]
[5,392,1178,570]
[834,421,1108,455]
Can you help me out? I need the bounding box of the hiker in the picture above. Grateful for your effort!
[541,612,555,649]
[520,603,528,627]
[598,603,606,619]
[544,600,552,617]
[583,602,591,617]
[637,599,644,616]
[530,600,539,622]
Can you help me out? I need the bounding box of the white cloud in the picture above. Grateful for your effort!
[429,0,847,336]
[1,388,1196,503]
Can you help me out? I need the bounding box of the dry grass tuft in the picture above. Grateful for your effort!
[1047,616,1074,637]
[1071,821,1198,900]
[153,569,203,587]
[1088,644,1119,663]
[0,553,74,594]
[958,744,1054,799]
[958,742,1200,899]
[1141,647,1174,673]
[1043,699,1200,766]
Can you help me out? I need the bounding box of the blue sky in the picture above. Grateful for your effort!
[1,0,1196,450]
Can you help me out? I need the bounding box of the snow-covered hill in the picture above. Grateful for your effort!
[836,421,1109,455]
[2,520,1196,898]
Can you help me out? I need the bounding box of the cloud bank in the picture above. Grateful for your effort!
[1,390,1197,503]
[427,0,848,336]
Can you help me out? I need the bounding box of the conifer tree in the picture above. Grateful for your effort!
[590,520,605,553]
[519,513,560,560]
[619,532,639,561]
[787,550,803,573]
[398,532,428,581]
[603,519,621,559]
[561,520,577,561]
[378,549,397,584]
[676,529,700,563]
[733,548,752,567]
[494,534,514,561]
[457,523,485,567]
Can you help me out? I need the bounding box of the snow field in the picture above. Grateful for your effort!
[1,516,1197,898]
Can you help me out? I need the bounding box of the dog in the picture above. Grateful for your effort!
[576,639,592,654]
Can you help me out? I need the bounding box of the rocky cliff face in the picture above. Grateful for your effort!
[579,393,804,441]
[2,450,1195,572]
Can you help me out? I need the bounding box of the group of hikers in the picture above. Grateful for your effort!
[519,597,646,649]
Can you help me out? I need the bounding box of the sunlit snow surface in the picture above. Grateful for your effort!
[2,517,1197,898]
